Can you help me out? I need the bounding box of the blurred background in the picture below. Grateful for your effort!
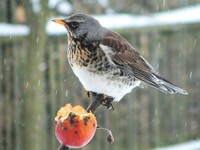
[0,0,200,150]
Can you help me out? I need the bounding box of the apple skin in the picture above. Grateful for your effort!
[55,104,97,148]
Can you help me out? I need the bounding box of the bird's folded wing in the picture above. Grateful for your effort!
[101,30,156,74]
[100,30,188,95]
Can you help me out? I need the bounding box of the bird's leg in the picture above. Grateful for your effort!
[101,96,114,110]
[86,92,104,114]
[87,91,97,100]
[87,91,114,111]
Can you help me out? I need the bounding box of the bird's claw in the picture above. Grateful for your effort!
[101,98,114,110]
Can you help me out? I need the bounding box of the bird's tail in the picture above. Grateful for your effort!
[134,68,188,95]
[151,74,188,95]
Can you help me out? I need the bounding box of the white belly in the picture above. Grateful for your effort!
[71,65,140,102]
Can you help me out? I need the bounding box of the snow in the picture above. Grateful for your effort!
[94,4,200,29]
[57,1,73,14]
[0,23,29,36]
[31,0,41,13]
[153,140,200,150]
[48,0,73,14]
[97,0,109,7]
[48,0,61,9]
[1,5,200,36]
[46,4,200,35]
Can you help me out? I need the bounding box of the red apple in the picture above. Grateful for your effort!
[55,104,97,148]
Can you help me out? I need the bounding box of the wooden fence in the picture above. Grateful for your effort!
[0,8,200,150]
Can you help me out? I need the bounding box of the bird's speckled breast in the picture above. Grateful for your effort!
[67,38,115,73]
[66,38,141,101]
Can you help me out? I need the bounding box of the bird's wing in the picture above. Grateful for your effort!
[101,30,156,74]
[100,30,188,95]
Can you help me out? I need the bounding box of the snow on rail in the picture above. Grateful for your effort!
[153,140,200,150]
[1,5,200,36]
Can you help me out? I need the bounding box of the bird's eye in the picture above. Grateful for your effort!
[69,21,79,29]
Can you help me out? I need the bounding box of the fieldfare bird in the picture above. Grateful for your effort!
[52,13,188,107]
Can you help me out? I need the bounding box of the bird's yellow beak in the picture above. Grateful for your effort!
[52,19,66,26]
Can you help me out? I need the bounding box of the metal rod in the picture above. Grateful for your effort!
[57,144,69,150]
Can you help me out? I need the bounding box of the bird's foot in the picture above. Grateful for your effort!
[101,97,114,111]
[87,91,114,110]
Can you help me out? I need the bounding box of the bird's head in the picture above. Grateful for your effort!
[52,13,105,40]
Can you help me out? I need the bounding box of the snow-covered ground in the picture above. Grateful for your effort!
[153,139,200,150]
[1,4,200,36]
